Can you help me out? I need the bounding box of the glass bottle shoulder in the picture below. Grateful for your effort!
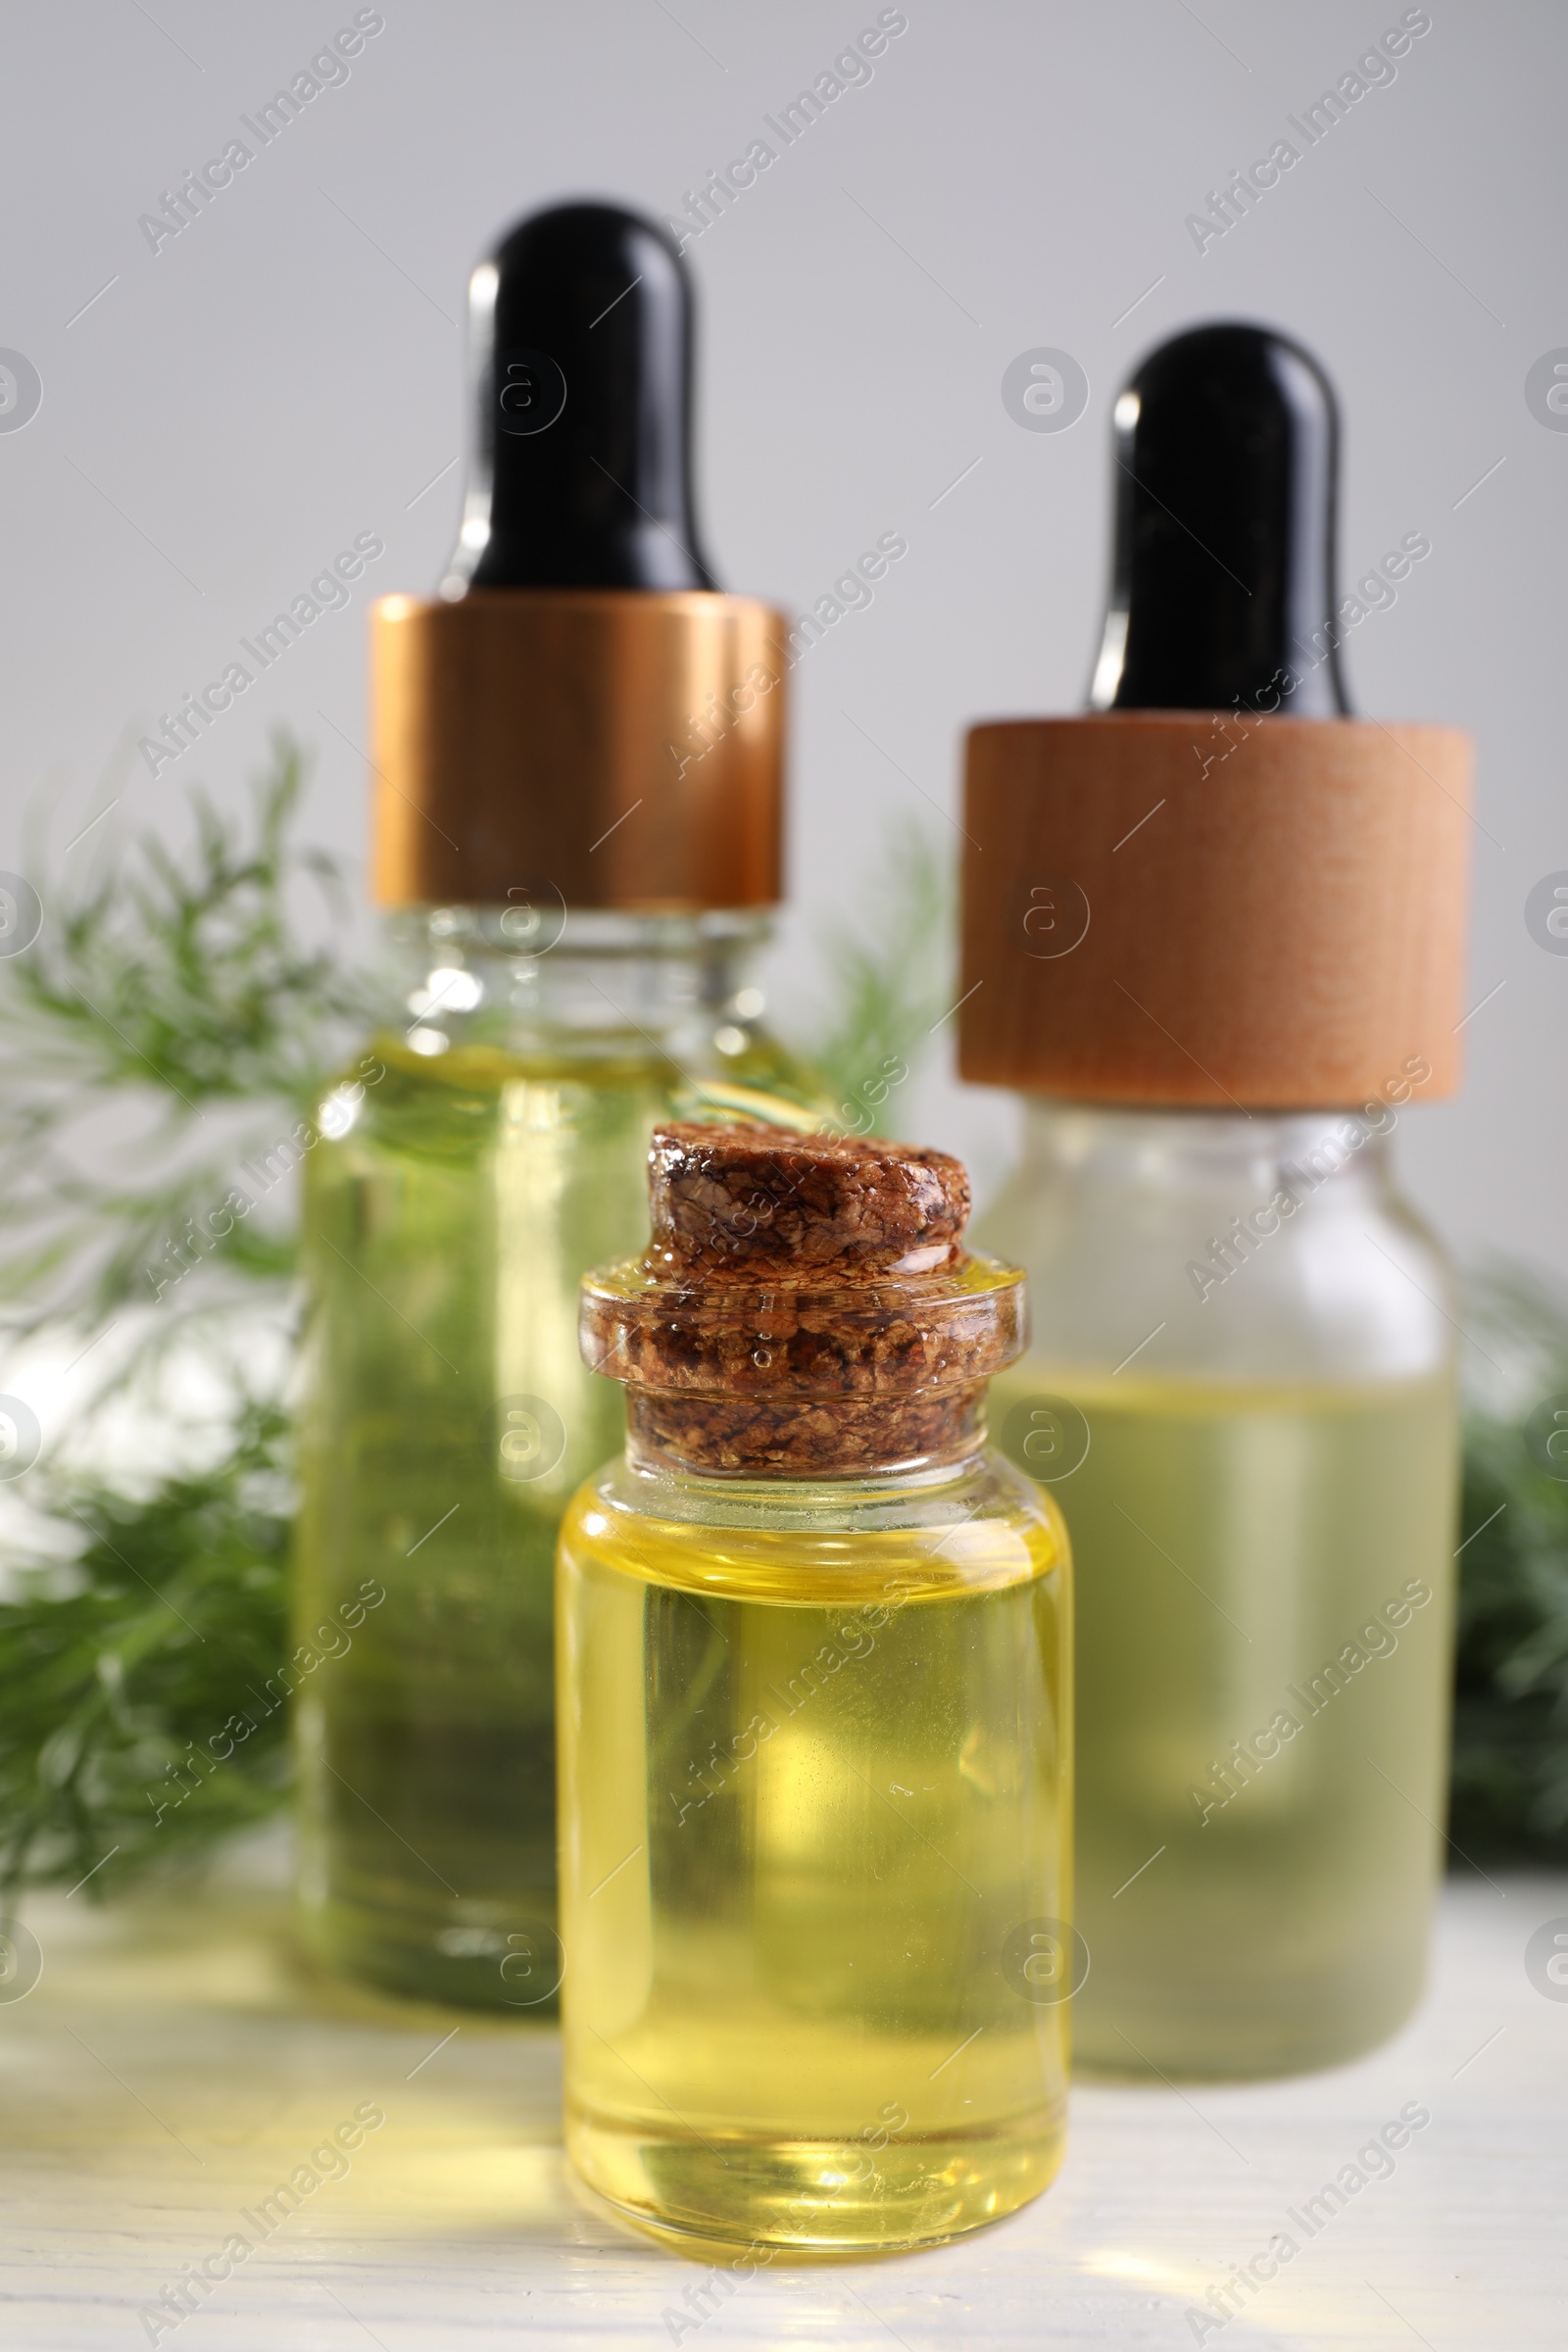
[560,1448,1067,1609]
[977,1101,1453,1386]
[306,909,832,1160]
[320,1027,819,1124]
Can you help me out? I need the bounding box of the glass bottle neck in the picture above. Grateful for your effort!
[623,1399,989,1486]
[1014,1098,1396,1203]
[382,905,772,1059]
[610,1443,996,1532]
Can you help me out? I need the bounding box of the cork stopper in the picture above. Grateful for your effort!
[581,1124,1024,1477]
[647,1122,969,1276]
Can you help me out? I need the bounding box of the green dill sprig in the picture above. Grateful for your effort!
[0,737,373,1347]
[1451,1262,1568,1862]
[0,1400,290,1894]
[0,737,363,1896]
[12,736,360,1104]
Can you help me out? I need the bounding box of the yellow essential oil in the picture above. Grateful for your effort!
[559,1122,1073,2253]
[294,951,825,2011]
[992,1363,1456,2079]
[560,1459,1069,2249]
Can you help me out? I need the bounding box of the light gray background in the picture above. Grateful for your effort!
[1,0,1561,1270]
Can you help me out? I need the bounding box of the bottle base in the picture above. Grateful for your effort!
[566,2103,1065,2254]
[299,1889,563,2015]
[1072,1973,1425,2083]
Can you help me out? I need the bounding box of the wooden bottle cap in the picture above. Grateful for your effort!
[959,711,1473,1107]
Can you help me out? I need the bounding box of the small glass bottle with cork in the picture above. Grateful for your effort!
[558,1121,1073,2251]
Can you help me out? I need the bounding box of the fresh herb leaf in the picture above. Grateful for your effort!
[0,1401,290,1895]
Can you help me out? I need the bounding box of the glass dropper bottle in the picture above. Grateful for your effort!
[292,202,829,2011]
[960,322,1475,2079]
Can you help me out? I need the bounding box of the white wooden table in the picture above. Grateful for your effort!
[3,1846,1564,2349]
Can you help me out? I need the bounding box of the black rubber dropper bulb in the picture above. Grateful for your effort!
[1089,321,1349,718]
[442,200,716,598]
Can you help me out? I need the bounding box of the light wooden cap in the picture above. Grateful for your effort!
[370,588,788,908]
[959,711,1473,1107]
